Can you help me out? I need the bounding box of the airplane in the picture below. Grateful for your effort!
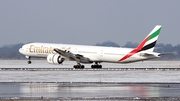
[19,25,162,69]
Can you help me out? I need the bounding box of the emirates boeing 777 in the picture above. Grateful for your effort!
[19,25,162,69]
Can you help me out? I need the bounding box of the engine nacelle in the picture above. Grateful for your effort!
[47,54,65,64]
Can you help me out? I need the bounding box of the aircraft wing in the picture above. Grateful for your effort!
[53,48,93,63]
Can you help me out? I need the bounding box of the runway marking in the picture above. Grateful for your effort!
[0,68,180,71]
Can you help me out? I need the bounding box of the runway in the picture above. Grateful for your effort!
[0,60,180,100]
[1,67,180,71]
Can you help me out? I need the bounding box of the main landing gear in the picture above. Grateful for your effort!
[73,63,85,69]
[73,62,102,69]
[91,62,102,69]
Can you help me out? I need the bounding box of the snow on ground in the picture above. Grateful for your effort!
[0,60,180,82]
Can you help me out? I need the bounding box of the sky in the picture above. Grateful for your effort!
[0,0,180,47]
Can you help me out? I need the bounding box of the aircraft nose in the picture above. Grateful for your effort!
[19,48,23,54]
[19,44,26,54]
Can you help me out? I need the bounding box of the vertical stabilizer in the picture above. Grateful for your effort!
[119,25,162,62]
[137,25,162,52]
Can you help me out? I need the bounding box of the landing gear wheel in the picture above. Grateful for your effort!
[91,62,102,68]
[91,65,102,69]
[28,61,32,64]
[99,65,102,68]
[81,65,85,68]
[73,65,85,69]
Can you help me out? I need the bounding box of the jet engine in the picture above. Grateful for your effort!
[47,54,65,64]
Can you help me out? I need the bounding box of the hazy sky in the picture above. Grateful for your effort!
[0,0,180,46]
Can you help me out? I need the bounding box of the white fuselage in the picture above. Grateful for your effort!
[19,42,159,64]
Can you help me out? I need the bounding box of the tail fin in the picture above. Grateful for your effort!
[136,25,162,52]
[119,25,162,62]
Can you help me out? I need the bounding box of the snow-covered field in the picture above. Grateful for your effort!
[0,60,180,82]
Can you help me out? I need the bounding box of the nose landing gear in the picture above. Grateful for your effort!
[26,56,31,64]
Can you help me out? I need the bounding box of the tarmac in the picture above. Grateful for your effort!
[0,60,180,100]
